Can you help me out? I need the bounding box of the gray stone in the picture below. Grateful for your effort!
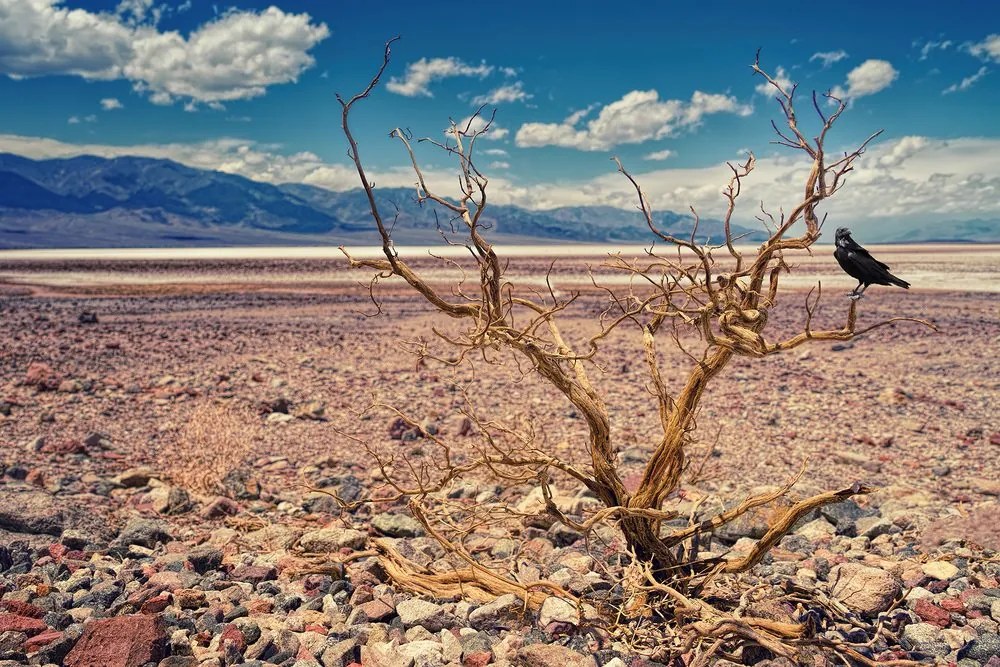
[796,518,836,540]
[395,599,456,632]
[187,545,223,573]
[0,490,63,535]
[538,597,579,627]
[913,641,952,657]
[855,516,895,539]
[514,643,597,666]
[901,622,943,649]
[469,593,525,630]
[829,563,901,615]
[959,633,1000,662]
[371,513,424,538]
[397,640,444,667]
[113,518,172,549]
[320,637,358,666]
[298,527,367,552]
[149,485,191,515]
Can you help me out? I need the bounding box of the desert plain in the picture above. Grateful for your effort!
[0,243,998,666]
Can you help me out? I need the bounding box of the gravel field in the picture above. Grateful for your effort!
[0,248,997,666]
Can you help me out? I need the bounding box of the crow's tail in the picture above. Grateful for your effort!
[888,273,910,289]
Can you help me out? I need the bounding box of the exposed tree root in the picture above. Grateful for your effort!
[372,538,574,611]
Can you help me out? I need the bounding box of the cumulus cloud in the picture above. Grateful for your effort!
[515,90,752,151]
[810,50,848,68]
[386,57,492,97]
[481,148,508,156]
[875,136,928,167]
[942,66,989,94]
[67,114,97,124]
[489,161,510,170]
[100,97,123,110]
[967,34,1000,63]
[830,59,898,99]
[644,149,674,161]
[0,1,329,105]
[471,81,532,105]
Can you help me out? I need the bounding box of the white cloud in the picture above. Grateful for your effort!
[643,149,674,161]
[967,34,1000,63]
[2,133,998,229]
[67,114,97,124]
[0,1,134,80]
[875,136,928,167]
[830,59,898,99]
[386,57,492,97]
[754,66,794,95]
[0,1,329,105]
[515,90,752,151]
[481,148,508,156]
[489,161,510,170]
[100,97,124,110]
[917,39,953,61]
[123,7,329,104]
[810,50,848,68]
[942,66,989,94]
[116,0,156,25]
[471,81,532,106]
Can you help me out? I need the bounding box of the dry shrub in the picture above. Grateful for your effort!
[328,42,940,665]
[164,401,261,496]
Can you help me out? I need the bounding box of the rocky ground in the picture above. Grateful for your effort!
[0,255,998,666]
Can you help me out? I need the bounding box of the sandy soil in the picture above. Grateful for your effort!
[1,247,997,519]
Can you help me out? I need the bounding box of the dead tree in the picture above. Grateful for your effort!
[330,39,935,662]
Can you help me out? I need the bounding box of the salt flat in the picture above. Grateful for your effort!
[1,244,999,293]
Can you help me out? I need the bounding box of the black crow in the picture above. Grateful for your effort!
[834,228,910,299]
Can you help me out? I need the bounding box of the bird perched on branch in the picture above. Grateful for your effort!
[834,227,910,299]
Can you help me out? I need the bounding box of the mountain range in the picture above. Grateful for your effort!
[0,153,996,248]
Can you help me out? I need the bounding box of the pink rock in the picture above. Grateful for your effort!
[25,629,63,652]
[939,597,965,613]
[914,599,951,628]
[464,651,492,667]
[63,614,166,667]
[0,601,44,618]
[358,598,395,621]
[0,613,48,636]
[24,362,61,390]
[230,564,276,585]
[140,593,171,614]
[219,624,246,653]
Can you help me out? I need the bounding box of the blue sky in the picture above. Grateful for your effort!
[0,0,997,229]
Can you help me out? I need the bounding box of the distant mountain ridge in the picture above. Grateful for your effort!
[0,152,996,248]
[0,152,765,249]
